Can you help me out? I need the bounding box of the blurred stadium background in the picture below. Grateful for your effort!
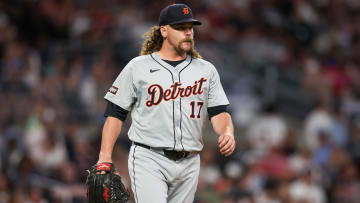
[1,0,360,202]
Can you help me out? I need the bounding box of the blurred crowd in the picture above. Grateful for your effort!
[1,0,360,202]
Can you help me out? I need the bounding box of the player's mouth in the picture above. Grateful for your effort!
[180,38,193,44]
[178,38,194,52]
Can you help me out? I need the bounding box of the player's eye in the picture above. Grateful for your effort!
[171,24,193,31]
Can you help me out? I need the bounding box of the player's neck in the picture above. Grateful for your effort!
[158,45,187,61]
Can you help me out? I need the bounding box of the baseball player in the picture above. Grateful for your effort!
[97,3,236,203]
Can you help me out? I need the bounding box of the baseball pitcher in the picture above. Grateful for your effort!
[88,3,236,203]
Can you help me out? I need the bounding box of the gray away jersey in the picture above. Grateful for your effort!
[104,52,229,151]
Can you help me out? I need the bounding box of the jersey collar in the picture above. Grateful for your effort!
[151,52,192,72]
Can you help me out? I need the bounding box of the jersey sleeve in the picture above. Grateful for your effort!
[104,63,136,111]
[208,64,230,107]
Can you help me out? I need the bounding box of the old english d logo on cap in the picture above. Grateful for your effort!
[183,7,189,15]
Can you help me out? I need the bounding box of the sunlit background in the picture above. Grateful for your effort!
[1,0,360,202]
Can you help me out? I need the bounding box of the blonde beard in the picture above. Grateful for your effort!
[173,38,195,56]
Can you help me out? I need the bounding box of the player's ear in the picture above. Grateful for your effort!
[160,26,168,38]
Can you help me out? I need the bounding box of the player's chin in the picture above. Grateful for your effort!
[180,43,192,51]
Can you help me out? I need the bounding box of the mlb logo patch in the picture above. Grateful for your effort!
[108,86,118,95]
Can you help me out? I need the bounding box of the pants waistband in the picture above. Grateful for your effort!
[133,142,198,161]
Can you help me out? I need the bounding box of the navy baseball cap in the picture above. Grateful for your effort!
[158,4,202,26]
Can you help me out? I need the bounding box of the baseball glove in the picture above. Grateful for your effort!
[86,162,130,203]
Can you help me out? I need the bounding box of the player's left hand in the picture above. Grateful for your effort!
[218,134,235,156]
[86,162,130,203]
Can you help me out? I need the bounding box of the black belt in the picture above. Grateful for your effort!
[134,142,195,161]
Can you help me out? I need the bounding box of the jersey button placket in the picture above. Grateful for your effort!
[173,73,181,148]
[174,99,181,147]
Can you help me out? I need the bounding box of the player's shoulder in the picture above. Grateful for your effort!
[191,57,217,70]
[128,55,152,65]
[124,55,152,71]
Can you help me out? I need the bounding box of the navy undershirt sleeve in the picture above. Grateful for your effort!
[104,101,129,122]
[207,105,228,119]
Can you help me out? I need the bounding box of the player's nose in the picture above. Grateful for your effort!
[184,28,192,36]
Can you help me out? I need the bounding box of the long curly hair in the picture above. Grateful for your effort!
[139,26,202,59]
